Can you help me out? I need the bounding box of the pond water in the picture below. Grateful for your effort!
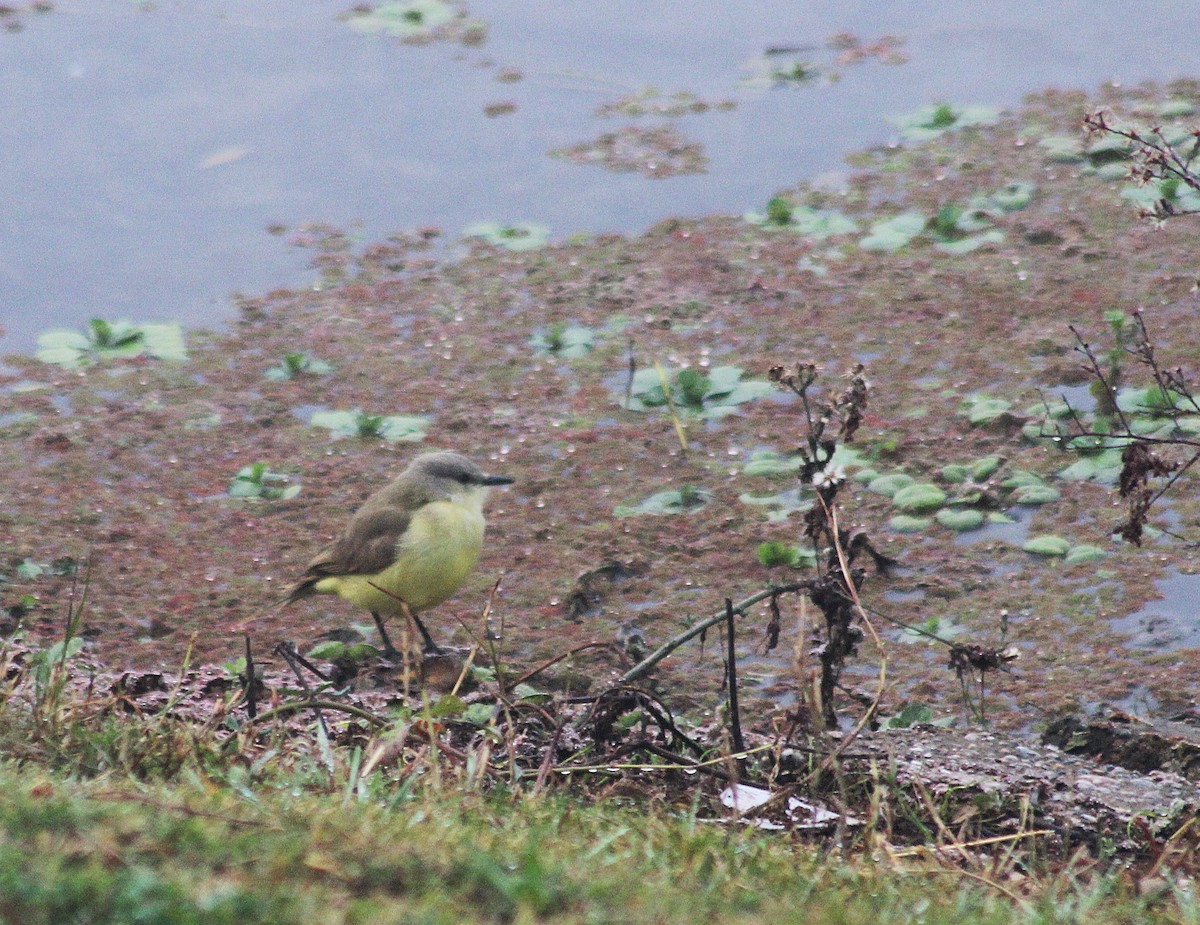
[1109,570,1200,651]
[3,1,1200,352]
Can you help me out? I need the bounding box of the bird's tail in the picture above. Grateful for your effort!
[278,576,319,609]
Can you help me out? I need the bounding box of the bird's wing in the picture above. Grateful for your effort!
[285,507,412,601]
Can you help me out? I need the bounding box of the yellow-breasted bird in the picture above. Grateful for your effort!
[284,450,513,654]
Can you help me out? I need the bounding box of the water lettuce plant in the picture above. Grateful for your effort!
[624,365,773,418]
[959,395,1015,426]
[858,212,926,252]
[1064,544,1107,564]
[265,352,334,381]
[310,409,430,442]
[36,319,187,369]
[888,514,932,533]
[756,541,817,568]
[614,485,711,517]
[228,463,301,500]
[530,323,595,359]
[926,204,1005,255]
[892,102,1000,142]
[935,508,985,531]
[739,51,823,90]
[344,0,455,38]
[1022,535,1071,557]
[891,483,947,513]
[744,197,858,239]
[463,222,550,251]
[742,446,866,477]
[739,487,813,521]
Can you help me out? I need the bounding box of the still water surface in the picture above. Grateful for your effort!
[3,1,1200,351]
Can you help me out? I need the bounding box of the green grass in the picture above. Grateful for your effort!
[1,763,1188,925]
[0,617,1193,924]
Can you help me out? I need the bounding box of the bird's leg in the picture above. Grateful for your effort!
[370,611,401,658]
[401,601,443,654]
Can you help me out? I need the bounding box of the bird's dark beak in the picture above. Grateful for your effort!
[481,474,514,486]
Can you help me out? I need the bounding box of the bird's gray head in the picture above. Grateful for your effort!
[405,451,514,497]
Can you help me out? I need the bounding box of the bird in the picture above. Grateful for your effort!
[283,450,513,655]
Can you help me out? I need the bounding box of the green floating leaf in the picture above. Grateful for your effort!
[377,415,430,442]
[892,483,946,514]
[888,514,932,533]
[971,456,1005,480]
[934,229,1004,255]
[899,616,963,644]
[310,409,430,443]
[36,319,187,368]
[892,102,1000,141]
[868,473,916,497]
[1057,449,1123,483]
[1038,135,1084,162]
[1011,484,1060,505]
[745,201,858,239]
[935,508,984,531]
[1022,535,1070,557]
[743,450,801,477]
[739,52,823,90]
[345,0,455,37]
[463,222,550,251]
[1159,99,1196,118]
[738,489,812,522]
[137,323,189,362]
[756,542,817,569]
[266,353,334,381]
[622,365,771,418]
[530,323,595,359]
[971,181,1036,215]
[1120,178,1200,212]
[961,396,1013,426]
[859,211,926,252]
[615,486,711,517]
[1116,385,1193,417]
[16,559,47,580]
[1025,400,1073,421]
[1065,544,1107,564]
[828,445,867,471]
[1002,469,1045,490]
[926,203,1005,255]
[229,464,301,501]
[940,464,970,484]
[1084,135,1132,165]
[1066,433,1114,455]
